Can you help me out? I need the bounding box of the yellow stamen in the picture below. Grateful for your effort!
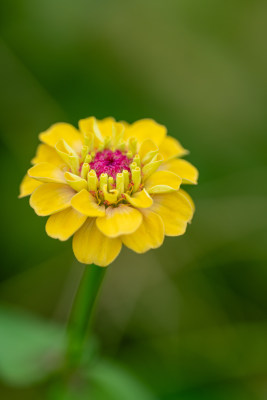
[108,176,114,191]
[81,162,90,179]
[100,173,108,191]
[132,167,141,192]
[117,140,126,152]
[133,154,140,167]
[97,143,105,152]
[130,162,137,172]
[81,145,89,162]
[84,154,92,164]
[123,170,129,190]
[88,170,98,192]
[116,173,124,195]
[126,151,133,159]
[103,184,118,204]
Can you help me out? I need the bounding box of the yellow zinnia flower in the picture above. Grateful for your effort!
[19,117,198,267]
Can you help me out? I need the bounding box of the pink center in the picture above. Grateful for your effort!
[89,149,131,179]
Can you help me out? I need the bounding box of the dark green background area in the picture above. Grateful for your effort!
[0,1,267,399]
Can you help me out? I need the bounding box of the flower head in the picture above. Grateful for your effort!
[19,117,198,266]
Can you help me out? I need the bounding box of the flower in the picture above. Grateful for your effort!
[19,117,198,267]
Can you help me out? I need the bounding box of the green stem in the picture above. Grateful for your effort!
[66,264,106,368]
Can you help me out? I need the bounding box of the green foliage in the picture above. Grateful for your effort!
[49,360,156,400]
[0,305,65,386]
[87,360,156,400]
[0,305,156,399]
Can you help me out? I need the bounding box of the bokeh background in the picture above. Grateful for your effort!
[1,1,267,399]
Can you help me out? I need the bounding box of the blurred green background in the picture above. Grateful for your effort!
[0,0,267,399]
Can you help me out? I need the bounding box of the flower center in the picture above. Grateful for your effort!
[89,149,132,179]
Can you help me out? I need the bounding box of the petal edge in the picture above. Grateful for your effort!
[73,219,122,266]
[96,205,142,238]
[46,208,87,241]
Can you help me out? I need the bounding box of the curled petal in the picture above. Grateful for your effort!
[79,117,104,143]
[64,172,88,192]
[139,139,158,162]
[151,191,194,236]
[46,208,87,241]
[124,189,153,208]
[19,174,43,198]
[71,189,105,217]
[55,139,79,174]
[142,156,163,180]
[96,205,142,238]
[39,123,83,153]
[85,118,125,147]
[73,218,122,266]
[31,144,65,166]
[159,136,188,161]
[122,210,164,253]
[30,184,76,216]
[28,162,66,184]
[145,171,182,194]
[160,159,198,184]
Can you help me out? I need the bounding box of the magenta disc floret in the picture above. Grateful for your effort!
[89,149,132,179]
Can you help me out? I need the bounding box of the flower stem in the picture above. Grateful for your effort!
[66,264,106,368]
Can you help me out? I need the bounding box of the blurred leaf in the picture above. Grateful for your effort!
[49,359,156,400]
[0,305,65,386]
[88,359,156,400]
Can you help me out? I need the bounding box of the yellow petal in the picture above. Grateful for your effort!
[179,188,195,214]
[55,139,80,174]
[112,122,125,147]
[46,208,87,241]
[151,191,194,236]
[64,172,88,192]
[139,139,158,162]
[28,162,66,183]
[19,174,43,198]
[125,119,166,146]
[30,183,75,216]
[96,205,142,238]
[78,116,104,143]
[124,189,153,208]
[122,210,164,253]
[145,171,182,194]
[160,159,198,184]
[159,136,188,161]
[39,123,83,153]
[31,144,65,166]
[120,120,129,126]
[73,218,122,266]
[142,155,163,180]
[97,117,116,138]
[71,189,105,217]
